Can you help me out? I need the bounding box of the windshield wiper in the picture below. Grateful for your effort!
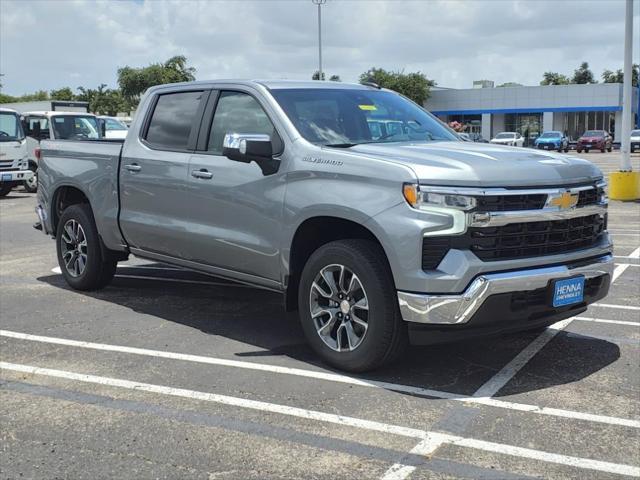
[324,143,359,148]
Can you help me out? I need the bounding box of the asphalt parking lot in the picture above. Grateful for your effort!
[1,151,639,480]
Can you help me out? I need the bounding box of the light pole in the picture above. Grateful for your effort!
[610,0,639,200]
[312,0,326,80]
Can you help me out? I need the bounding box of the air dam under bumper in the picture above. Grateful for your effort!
[398,251,613,325]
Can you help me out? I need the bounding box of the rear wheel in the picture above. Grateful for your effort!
[56,204,117,290]
[23,162,38,193]
[298,239,407,372]
[0,184,12,197]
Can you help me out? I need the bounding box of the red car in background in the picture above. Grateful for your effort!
[576,130,613,153]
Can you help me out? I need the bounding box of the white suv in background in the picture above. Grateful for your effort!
[490,131,524,147]
[98,116,129,139]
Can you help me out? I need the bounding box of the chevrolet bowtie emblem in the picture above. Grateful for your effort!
[549,191,578,209]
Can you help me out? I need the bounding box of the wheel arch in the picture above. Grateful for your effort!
[51,184,92,234]
[284,215,393,312]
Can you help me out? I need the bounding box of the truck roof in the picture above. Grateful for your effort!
[22,111,98,117]
[0,107,19,114]
[147,79,378,94]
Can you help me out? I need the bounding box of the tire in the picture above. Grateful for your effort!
[0,183,12,197]
[607,146,612,153]
[298,239,407,372]
[23,162,38,193]
[601,147,606,153]
[56,204,117,290]
[576,149,582,154]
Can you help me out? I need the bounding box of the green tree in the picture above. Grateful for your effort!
[117,55,196,108]
[311,71,341,81]
[50,87,76,100]
[572,62,596,84]
[311,70,325,80]
[540,72,571,85]
[602,64,639,86]
[76,84,127,116]
[359,68,435,105]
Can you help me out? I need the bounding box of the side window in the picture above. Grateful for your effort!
[145,91,204,150]
[207,91,276,155]
[25,117,50,139]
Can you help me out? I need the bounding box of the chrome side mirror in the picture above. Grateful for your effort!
[222,133,272,162]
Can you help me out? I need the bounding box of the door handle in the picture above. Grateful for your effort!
[124,164,142,172]
[191,169,213,179]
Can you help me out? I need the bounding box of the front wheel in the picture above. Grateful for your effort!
[23,162,38,193]
[0,183,12,197]
[298,239,407,372]
[56,204,117,290]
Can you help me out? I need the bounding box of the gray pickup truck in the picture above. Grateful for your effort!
[35,80,613,372]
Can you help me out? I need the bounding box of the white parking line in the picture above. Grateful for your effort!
[591,303,640,311]
[4,329,638,431]
[612,264,631,282]
[1,361,638,478]
[574,316,640,326]
[472,319,572,399]
[630,247,640,259]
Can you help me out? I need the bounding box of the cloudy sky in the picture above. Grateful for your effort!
[1,0,638,96]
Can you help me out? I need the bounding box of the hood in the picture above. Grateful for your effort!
[578,136,604,142]
[344,141,602,188]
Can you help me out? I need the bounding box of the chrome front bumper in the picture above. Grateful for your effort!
[397,254,613,324]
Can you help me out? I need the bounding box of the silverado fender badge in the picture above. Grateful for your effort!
[302,156,343,167]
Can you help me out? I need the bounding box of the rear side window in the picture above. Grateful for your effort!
[145,91,204,150]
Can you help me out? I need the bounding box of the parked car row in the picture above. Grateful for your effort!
[0,109,130,196]
[485,129,635,154]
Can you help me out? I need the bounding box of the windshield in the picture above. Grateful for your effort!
[540,132,561,138]
[495,133,515,139]
[269,88,458,146]
[104,118,128,131]
[52,115,100,140]
[583,130,604,137]
[0,111,25,142]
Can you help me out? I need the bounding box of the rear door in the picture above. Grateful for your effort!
[183,89,286,283]
[119,89,209,256]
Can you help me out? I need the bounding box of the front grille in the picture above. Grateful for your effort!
[476,194,546,211]
[467,214,605,261]
[0,166,18,171]
[577,186,604,207]
[422,214,606,268]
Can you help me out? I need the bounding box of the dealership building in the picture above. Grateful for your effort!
[425,82,640,145]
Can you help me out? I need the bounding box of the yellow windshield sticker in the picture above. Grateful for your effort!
[358,105,377,111]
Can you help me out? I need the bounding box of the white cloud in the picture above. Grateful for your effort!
[0,0,638,96]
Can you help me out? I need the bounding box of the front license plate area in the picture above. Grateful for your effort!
[1,173,12,182]
[551,276,585,307]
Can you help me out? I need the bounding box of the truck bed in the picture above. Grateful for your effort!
[38,139,125,250]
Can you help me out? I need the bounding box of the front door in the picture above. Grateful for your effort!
[184,90,286,283]
[119,89,208,256]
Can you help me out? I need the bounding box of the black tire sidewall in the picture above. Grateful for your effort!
[23,162,38,193]
[298,240,401,372]
[56,204,110,290]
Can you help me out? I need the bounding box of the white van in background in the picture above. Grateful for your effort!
[22,111,102,192]
[0,108,33,197]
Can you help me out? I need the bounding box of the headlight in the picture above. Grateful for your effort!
[403,184,477,211]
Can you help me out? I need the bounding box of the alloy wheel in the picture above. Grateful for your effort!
[309,264,369,352]
[60,219,88,277]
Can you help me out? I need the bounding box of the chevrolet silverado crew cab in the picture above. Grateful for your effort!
[35,80,613,372]
[0,108,34,197]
